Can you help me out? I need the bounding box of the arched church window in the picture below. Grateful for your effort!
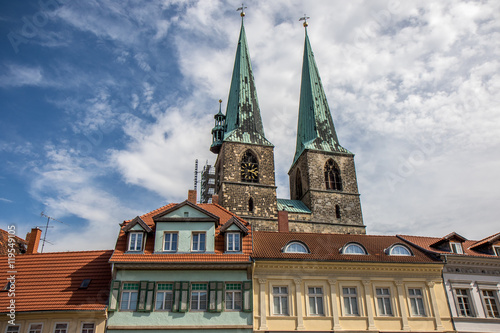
[324,159,342,191]
[240,150,259,183]
[335,205,341,219]
[296,169,303,199]
[248,197,254,212]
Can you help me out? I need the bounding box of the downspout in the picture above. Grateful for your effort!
[441,254,457,332]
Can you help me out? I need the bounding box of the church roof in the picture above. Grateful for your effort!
[277,198,311,214]
[223,18,272,147]
[293,27,351,165]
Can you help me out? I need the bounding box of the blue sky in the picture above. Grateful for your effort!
[1,0,499,251]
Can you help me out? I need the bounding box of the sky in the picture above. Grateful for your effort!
[1,0,499,252]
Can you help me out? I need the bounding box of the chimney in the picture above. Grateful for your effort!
[188,190,197,204]
[211,194,219,205]
[26,228,42,254]
[278,211,289,233]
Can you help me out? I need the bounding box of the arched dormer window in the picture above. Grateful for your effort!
[342,243,367,255]
[324,159,342,191]
[296,169,303,199]
[284,241,309,253]
[241,150,259,183]
[388,244,413,256]
[248,197,254,212]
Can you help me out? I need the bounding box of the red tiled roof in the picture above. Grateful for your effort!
[398,234,500,258]
[0,250,112,313]
[0,229,27,255]
[470,232,500,249]
[253,232,437,263]
[110,203,252,263]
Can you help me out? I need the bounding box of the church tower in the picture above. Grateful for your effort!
[210,11,278,229]
[287,21,365,234]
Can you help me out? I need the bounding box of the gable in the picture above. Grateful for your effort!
[227,224,242,231]
[160,205,210,219]
[130,224,146,232]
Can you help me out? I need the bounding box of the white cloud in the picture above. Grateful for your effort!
[0,64,44,87]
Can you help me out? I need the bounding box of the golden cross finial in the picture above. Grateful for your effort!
[299,14,310,27]
[237,3,247,17]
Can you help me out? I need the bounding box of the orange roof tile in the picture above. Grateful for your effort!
[110,203,252,263]
[253,232,437,263]
[0,229,27,255]
[0,250,112,313]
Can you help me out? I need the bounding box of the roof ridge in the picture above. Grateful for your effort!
[203,202,250,226]
[254,231,400,238]
[12,249,113,256]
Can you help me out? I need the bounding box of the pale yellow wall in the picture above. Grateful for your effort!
[0,311,106,333]
[253,261,454,332]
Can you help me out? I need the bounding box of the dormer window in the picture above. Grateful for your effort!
[493,246,500,256]
[450,242,463,254]
[128,232,144,252]
[388,244,413,256]
[342,243,367,255]
[284,241,309,253]
[192,232,206,252]
[226,232,241,252]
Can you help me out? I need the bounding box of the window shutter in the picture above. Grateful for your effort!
[243,281,252,312]
[172,281,181,312]
[108,280,121,311]
[179,282,190,312]
[137,281,148,311]
[145,281,155,311]
[216,281,224,312]
[208,281,223,312]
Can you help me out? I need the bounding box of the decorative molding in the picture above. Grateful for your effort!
[362,279,371,286]
[258,278,267,284]
[294,278,302,285]
[426,281,435,288]
[446,265,500,275]
[328,279,337,285]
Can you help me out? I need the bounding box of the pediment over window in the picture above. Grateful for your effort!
[152,200,220,225]
[219,217,248,235]
[122,216,152,233]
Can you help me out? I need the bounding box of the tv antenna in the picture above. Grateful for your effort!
[40,212,67,253]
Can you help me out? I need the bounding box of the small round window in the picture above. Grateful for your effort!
[284,242,309,253]
[343,243,366,255]
[389,244,412,256]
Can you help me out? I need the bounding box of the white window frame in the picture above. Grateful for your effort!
[480,289,500,318]
[226,232,241,252]
[53,322,69,333]
[284,242,309,253]
[120,282,139,311]
[5,326,20,333]
[190,283,208,311]
[225,282,242,311]
[272,285,289,315]
[493,246,500,256]
[155,282,174,311]
[163,232,178,252]
[407,287,426,317]
[191,232,206,252]
[389,244,412,256]
[341,286,360,316]
[127,231,144,252]
[80,323,95,333]
[374,286,395,316]
[342,243,367,255]
[453,288,475,317]
[28,324,43,333]
[450,242,463,254]
[307,286,325,316]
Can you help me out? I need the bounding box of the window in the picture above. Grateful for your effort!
[248,197,254,212]
[335,205,341,219]
[28,324,42,333]
[5,326,20,333]
[128,232,143,251]
[54,323,68,333]
[408,288,426,316]
[342,243,366,255]
[494,246,500,256]
[79,279,91,289]
[208,188,215,194]
[240,150,259,183]
[376,288,393,316]
[191,283,208,311]
[296,169,303,199]
[120,282,139,311]
[163,232,178,252]
[389,245,412,256]
[284,242,309,253]
[455,289,474,317]
[81,323,95,333]
[343,287,359,315]
[192,232,206,252]
[308,287,324,315]
[324,159,342,191]
[450,242,463,254]
[226,232,241,252]
[225,283,242,310]
[208,178,215,184]
[481,290,500,318]
[273,286,289,315]
[155,283,173,311]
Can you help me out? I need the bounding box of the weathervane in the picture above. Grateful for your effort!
[299,14,310,27]
[237,3,247,17]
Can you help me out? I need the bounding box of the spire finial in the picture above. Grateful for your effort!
[237,3,247,17]
[299,14,310,28]
[219,99,222,112]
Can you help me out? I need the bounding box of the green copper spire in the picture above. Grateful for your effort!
[223,16,272,146]
[293,26,351,164]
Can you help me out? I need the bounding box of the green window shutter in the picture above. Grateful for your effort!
[209,281,223,312]
[179,282,190,312]
[242,281,252,312]
[108,280,121,311]
[137,281,148,311]
[145,281,155,311]
[172,281,181,312]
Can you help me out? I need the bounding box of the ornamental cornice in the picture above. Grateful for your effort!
[445,265,500,276]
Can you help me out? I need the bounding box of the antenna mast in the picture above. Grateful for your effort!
[39,212,67,252]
